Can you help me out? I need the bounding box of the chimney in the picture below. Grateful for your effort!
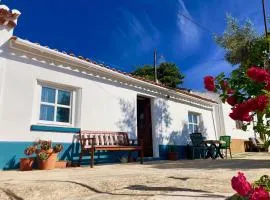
[0,5,21,46]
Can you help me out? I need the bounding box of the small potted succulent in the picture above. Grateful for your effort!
[167,142,179,161]
[20,146,36,171]
[36,140,63,170]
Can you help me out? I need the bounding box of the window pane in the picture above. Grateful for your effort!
[40,105,54,121]
[41,87,56,103]
[58,90,71,106]
[56,107,70,123]
[194,125,199,132]
[188,114,192,123]
[193,114,198,124]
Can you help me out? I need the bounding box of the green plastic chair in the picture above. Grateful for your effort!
[219,136,232,159]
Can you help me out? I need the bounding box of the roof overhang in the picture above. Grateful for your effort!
[8,37,217,109]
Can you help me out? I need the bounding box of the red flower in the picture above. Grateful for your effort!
[229,102,253,122]
[250,186,269,200]
[204,76,215,92]
[256,95,269,112]
[227,96,237,106]
[247,66,270,83]
[246,95,269,112]
[231,172,252,197]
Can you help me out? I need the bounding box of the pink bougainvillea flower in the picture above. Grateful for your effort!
[250,186,269,200]
[227,96,237,106]
[204,76,215,92]
[231,172,252,197]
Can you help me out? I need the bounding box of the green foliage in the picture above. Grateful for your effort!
[215,14,257,65]
[132,65,155,81]
[38,152,49,160]
[53,144,63,153]
[254,175,270,192]
[132,62,185,88]
[215,14,270,69]
[158,62,184,88]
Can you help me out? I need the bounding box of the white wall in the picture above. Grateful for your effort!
[0,46,217,158]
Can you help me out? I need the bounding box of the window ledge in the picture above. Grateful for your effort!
[30,125,80,133]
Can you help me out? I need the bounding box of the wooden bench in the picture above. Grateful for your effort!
[78,130,144,168]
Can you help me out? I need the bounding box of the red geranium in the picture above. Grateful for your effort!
[227,96,237,106]
[247,66,270,83]
[246,95,269,112]
[231,172,252,197]
[204,76,215,92]
[250,186,269,200]
[229,102,253,122]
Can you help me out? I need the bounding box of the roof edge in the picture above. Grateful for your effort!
[8,37,217,105]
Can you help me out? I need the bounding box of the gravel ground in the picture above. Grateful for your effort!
[0,152,269,200]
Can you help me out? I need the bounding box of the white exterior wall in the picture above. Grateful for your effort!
[0,42,217,158]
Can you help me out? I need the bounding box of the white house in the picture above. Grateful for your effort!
[0,5,251,169]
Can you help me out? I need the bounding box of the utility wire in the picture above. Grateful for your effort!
[178,12,214,34]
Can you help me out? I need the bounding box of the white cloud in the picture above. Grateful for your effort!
[182,47,234,90]
[115,9,160,57]
[177,0,200,51]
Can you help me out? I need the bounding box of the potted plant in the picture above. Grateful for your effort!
[53,144,67,168]
[167,143,179,161]
[36,140,63,170]
[20,146,36,171]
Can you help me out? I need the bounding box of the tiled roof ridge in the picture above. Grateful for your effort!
[0,5,21,28]
[9,36,216,104]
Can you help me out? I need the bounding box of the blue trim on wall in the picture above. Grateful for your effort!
[0,141,138,170]
[30,125,80,133]
[0,142,194,170]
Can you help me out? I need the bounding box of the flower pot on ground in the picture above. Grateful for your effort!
[167,152,179,160]
[167,145,179,161]
[55,160,67,168]
[35,141,63,170]
[20,146,36,171]
[20,157,35,171]
[37,151,58,170]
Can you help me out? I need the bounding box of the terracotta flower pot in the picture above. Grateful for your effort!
[167,152,179,161]
[55,161,67,168]
[20,157,35,171]
[38,153,58,170]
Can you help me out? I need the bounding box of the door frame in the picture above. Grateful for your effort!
[136,95,156,157]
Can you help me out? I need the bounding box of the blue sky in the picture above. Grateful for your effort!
[2,0,269,90]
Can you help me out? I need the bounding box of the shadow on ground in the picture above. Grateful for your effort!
[0,187,24,200]
[145,159,270,170]
[31,180,228,198]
